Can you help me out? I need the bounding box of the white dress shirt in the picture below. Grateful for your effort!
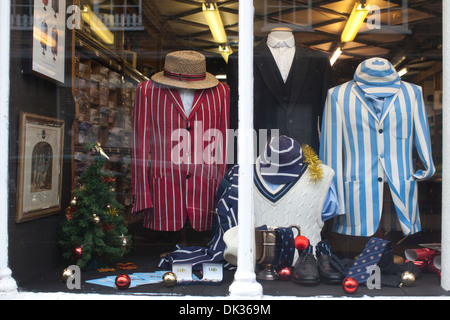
[177,88,195,116]
[267,33,296,83]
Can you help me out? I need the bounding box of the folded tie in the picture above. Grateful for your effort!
[346,237,390,284]
[275,227,296,269]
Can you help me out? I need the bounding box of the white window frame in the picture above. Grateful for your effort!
[1,0,450,298]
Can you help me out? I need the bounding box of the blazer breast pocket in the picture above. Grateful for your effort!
[389,111,412,139]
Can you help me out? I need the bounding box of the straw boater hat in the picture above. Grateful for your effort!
[151,50,219,90]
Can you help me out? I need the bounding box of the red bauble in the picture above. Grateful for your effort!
[294,235,309,251]
[342,277,358,294]
[277,267,292,281]
[115,274,131,290]
[72,246,83,260]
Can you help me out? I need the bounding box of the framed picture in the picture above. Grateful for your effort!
[32,0,66,83]
[16,112,65,223]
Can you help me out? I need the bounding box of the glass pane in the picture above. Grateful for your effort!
[7,0,445,299]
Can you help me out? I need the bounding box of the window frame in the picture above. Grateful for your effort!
[1,0,449,298]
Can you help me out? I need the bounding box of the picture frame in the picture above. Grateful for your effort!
[32,0,66,83]
[16,112,65,223]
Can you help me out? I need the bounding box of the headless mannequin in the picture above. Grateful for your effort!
[267,27,296,83]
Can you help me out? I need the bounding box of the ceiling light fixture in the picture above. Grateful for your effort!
[219,45,233,62]
[341,1,370,43]
[202,3,227,44]
[398,67,408,77]
[81,5,114,45]
[330,46,342,66]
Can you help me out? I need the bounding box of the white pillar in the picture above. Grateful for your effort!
[0,0,17,295]
[441,0,450,291]
[228,0,263,299]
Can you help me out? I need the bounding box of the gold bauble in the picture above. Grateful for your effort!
[121,235,128,247]
[93,214,100,224]
[61,268,74,282]
[400,271,416,287]
[162,271,177,287]
[70,198,77,206]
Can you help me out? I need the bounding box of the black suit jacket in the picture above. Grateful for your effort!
[227,39,332,160]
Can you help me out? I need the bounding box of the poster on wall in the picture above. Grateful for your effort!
[16,112,65,223]
[32,0,66,83]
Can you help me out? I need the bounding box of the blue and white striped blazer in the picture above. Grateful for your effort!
[319,59,435,236]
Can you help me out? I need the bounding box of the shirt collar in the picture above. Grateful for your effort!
[267,34,295,48]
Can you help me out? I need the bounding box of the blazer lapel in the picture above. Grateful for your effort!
[352,85,380,122]
[254,40,287,109]
[379,92,399,124]
[187,89,206,120]
[287,44,311,114]
[167,87,189,121]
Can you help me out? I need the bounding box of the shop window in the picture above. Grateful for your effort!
[6,0,447,301]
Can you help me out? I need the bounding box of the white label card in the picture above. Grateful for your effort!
[202,263,223,281]
[172,263,192,281]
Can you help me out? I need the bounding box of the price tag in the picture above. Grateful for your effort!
[202,263,223,282]
[172,263,192,281]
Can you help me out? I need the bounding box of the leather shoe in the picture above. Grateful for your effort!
[317,254,344,284]
[292,250,320,285]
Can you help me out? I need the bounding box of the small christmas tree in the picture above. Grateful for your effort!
[59,143,131,269]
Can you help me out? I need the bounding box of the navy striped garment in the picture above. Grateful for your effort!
[159,166,239,270]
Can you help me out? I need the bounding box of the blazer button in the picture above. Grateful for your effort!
[378,177,383,182]
[378,129,383,134]
[187,127,191,131]
[186,174,191,180]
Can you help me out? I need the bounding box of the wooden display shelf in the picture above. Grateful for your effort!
[71,29,148,224]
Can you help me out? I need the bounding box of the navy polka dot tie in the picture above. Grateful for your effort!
[275,227,295,268]
[346,237,390,284]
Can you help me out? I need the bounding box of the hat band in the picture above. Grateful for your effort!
[163,69,206,82]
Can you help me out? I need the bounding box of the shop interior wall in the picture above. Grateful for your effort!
[8,27,74,285]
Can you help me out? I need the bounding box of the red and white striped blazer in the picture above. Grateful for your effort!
[132,80,230,231]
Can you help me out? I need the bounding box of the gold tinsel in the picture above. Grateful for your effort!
[301,144,323,182]
[97,267,116,272]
